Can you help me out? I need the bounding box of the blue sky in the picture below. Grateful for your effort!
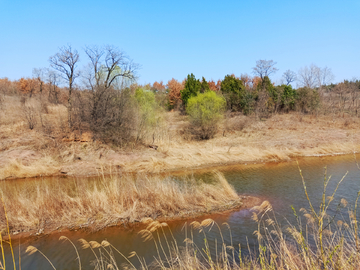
[0,0,359,86]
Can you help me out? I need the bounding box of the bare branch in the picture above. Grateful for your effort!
[84,45,139,90]
[252,60,278,80]
[84,45,104,90]
[318,66,334,87]
[49,45,80,127]
[282,70,297,85]
[49,45,80,89]
[297,64,334,88]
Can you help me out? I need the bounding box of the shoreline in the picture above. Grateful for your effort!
[4,195,261,242]
[2,149,359,181]
[2,113,360,180]
[2,113,360,244]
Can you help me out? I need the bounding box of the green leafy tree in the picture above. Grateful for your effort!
[181,73,201,107]
[220,75,246,111]
[279,84,297,112]
[186,91,226,140]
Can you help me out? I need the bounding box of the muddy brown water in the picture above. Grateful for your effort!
[3,154,360,269]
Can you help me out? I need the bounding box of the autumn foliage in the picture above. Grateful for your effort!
[18,78,39,97]
[167,78,184,108]
[252,76,262,89]
[208,80,221,91]
[152,81,166,92]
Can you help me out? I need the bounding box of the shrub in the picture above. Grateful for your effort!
[134,88,158,142]
[279,84,297,112]
[186,91,226,140]
[296,87,320,113]
[22,104,38,130]
[85,88,138,147]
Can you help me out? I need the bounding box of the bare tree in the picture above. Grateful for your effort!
[84,45,138,89]
[83,45,104,90]
[332,82,349,114]
[49,45,80,127]
[282,69,297,85]
[348,80,359,115]
[84,45,139,123]
[252,60,278,80]
[32,68,45,95]
[22,103,38,130]
[46,69,60,104]
[318,66,334,87]
[297,64,334,89]
[297,64,319,88]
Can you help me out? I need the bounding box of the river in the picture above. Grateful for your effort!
[4,154,360,269]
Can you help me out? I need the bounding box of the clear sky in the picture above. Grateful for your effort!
[0,0,359,86]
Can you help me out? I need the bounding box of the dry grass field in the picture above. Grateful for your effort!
[1,94,360,179]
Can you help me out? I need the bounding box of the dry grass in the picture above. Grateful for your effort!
[17,161,360,270]
[25,194,360,270]
[48,170,359,270]
[0,171,241,234]
[0,157,59,179]
[2,92,360,178]
[124,112,360,173]
[140,200,360,270]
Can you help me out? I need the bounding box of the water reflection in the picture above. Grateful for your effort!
[3,154,360,269]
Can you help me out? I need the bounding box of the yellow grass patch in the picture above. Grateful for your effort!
[0,172,241,233]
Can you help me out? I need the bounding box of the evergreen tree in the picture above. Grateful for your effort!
[181,73,201,107]
[220,75,246,111]
[200,77,210,93]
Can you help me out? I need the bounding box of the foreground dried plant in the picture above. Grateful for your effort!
[26,203,360,270]
[0,171,241,234]
[21,169,360,270]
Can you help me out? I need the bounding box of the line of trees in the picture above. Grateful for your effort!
[1,50,360,143]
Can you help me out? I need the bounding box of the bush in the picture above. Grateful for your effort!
[279,84,296,112]
[22,104,38,130]
[296,87,320,113]
[134,88,158,142]
[186,91,226,140]
[83,88,138,147]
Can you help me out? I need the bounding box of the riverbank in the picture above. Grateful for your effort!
[6,195,260,242]
[0,172,257,239]
[1,111,360,179]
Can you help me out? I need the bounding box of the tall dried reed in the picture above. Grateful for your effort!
[24,169,360,269]
[126,168,360,269]
[0,172,241,234]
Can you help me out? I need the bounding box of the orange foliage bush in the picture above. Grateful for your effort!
[18,78,39,97]
[152,81,166,92]
[252,76,262,89]
[167,78,184,108]
[208,80,218,91]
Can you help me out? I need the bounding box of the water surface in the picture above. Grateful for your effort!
[4,154,360,269]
